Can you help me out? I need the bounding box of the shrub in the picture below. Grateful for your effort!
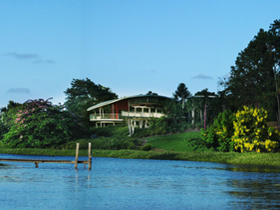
[232,106,280,153]
[0,120,8,140]
[201,110,235,152]
[141,143,152,151]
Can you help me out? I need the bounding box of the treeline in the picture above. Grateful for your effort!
[1,19,280,152]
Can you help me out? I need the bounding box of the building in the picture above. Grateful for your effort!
[87,95,173,135]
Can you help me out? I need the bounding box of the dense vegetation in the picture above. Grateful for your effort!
[64,78,118,123]
[200,107,280,152]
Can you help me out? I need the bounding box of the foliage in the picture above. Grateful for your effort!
[147,117,168,135]
[232,106,280,153]
[0,100,23,129]
[0,120,8,140]
[1,99,85,148]
[133,116,192,138]
[201,110,235,152]
[187,89,222,126]
[163,100,187,125]
[146,91,158,95]
[141,143,152,151]
[173,83,191,108]
[220,19,280,121]
[64,78,118,122]
[56,125,139,150]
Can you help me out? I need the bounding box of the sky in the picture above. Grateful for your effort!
[1,0,280,108]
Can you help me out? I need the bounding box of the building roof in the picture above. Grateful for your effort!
[87,95,173,112]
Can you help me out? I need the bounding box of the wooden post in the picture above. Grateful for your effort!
[75,143,79,169]
[88,142,92,170]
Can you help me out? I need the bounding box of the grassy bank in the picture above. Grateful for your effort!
[1,148,280,167]
[0,148,90,157]
[92,150,280,167]
[146,132,205,151]
[1,132,280,167]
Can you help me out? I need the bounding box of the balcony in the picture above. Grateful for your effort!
[89,113,123,122]
[121,111,165,118]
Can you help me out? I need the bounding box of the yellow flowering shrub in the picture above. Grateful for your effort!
[232,106,280,153]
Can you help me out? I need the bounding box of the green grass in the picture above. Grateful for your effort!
[0,148,90,157]
[146,132,206,151]
[91,150,280,167]
[2,131,280,167]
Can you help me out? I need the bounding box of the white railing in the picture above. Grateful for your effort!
[121,111,165,118]
[90,112,165,121]
[90,113,120,120]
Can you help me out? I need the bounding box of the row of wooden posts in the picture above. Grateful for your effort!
[75,142,92,170]
[0,142,92,170]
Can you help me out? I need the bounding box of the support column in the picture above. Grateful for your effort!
[127,119,132,136]
[192,109,195,125]
[131,119,135,135]
[139,120,143,129]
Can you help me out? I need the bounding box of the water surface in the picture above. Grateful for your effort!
[1,154,280,209]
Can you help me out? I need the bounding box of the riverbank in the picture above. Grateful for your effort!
[1,148,280,167]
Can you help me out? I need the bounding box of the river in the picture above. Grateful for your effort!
[0,154,280,209]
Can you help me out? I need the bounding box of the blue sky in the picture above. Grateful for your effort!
[1,0,280,108]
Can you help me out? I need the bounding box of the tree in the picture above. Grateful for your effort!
[146,91,158,95]
[186,89,220,126]
[268,20,280,122]
[173,83,191,108]
[220,19,280,121]
[1,99,84,148]
[0,100,23,128]
[201,109,235,152]
[64,78,118,122]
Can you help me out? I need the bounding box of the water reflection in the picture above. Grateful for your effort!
[225,172,280,209]
[1,155,280,209]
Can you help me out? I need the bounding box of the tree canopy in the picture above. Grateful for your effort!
[173,83,191,108]
[221,19,280,121]
[64,78,118,121]
[1,98,84,148]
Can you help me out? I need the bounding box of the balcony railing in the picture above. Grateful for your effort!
[90,113,121,121]
[121,111,165,118]
[90,111,165,121]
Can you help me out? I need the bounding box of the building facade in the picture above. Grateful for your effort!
[87,95,172,135]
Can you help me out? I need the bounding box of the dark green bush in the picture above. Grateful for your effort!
[141,143,152,151]
[201,110,235,152]
[0,120,9,140]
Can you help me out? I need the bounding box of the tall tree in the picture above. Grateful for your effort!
[173,83,191,108]
[221,19,280,121]
[268,20,280,122]
[1,99,84,148]
[64,78,118,121]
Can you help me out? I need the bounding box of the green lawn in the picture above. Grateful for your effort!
[147,132,206,151]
